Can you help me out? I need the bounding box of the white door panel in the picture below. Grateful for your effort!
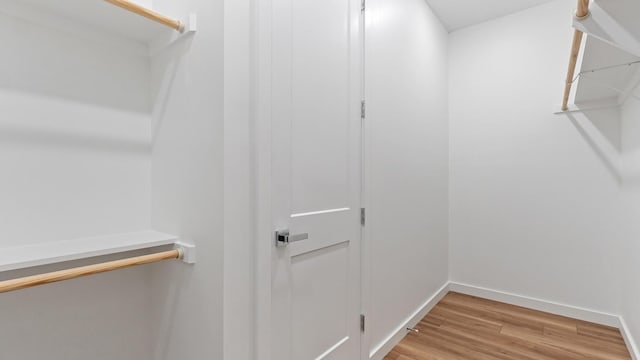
[291,242,350,359]
[269,0,362,358]
[290,0,352,215]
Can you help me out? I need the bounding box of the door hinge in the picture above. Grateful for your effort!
[360,100,366,119]
[360,314,366,332]
[360,208,366,226]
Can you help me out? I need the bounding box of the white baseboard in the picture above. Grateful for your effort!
[369,282,450,360]
[449,282,620,327]
[619,316,640,360]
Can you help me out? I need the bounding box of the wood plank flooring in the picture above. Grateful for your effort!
[384,292,631,360]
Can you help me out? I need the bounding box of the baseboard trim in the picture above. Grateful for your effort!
[449,282,620,327]
[619,316,640,360]
[368,282,450,360]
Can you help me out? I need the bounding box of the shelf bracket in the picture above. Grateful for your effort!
[175,242,196,264]
[148,13,197,57]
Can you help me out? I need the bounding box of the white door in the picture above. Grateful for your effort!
[269,0,363,358]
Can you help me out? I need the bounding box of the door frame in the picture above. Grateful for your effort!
[360,2,372,360]
[253,0,275,357]
[252,0,368,358]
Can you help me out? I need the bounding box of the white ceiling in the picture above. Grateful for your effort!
[426,0,555,31]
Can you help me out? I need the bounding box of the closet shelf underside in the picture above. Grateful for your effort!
[574,36,640,106]
[570,0,640,107]
[0,0,194,55]
[0,231,180,273]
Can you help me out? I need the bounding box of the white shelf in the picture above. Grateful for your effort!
[0,0,195,56]
[574,0,640,58]
[564,0,640,109]
[0,231,180,272]
[574,36,640,105]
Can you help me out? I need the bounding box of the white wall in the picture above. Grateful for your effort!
[223,0,254,358]
[149,0,225,359]
[0,8,154,360]
[0,0,241,358]
[365,0,449,356]
[618,189,640,354]
[449,0,624,316]
[0,6,151,250]
[619,84,640,353]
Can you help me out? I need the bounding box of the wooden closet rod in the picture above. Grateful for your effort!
[0,249,182,294]
[562,0,591,111]
[104,0,183,32]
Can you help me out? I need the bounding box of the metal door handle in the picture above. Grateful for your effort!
[275,230,309,247]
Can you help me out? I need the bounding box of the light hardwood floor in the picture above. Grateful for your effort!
[384,292,631,360]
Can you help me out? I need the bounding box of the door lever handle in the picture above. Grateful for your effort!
[275,230,309,247]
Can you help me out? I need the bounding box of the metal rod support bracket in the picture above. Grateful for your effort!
[174,242,196,264]
[574,10,591,21]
